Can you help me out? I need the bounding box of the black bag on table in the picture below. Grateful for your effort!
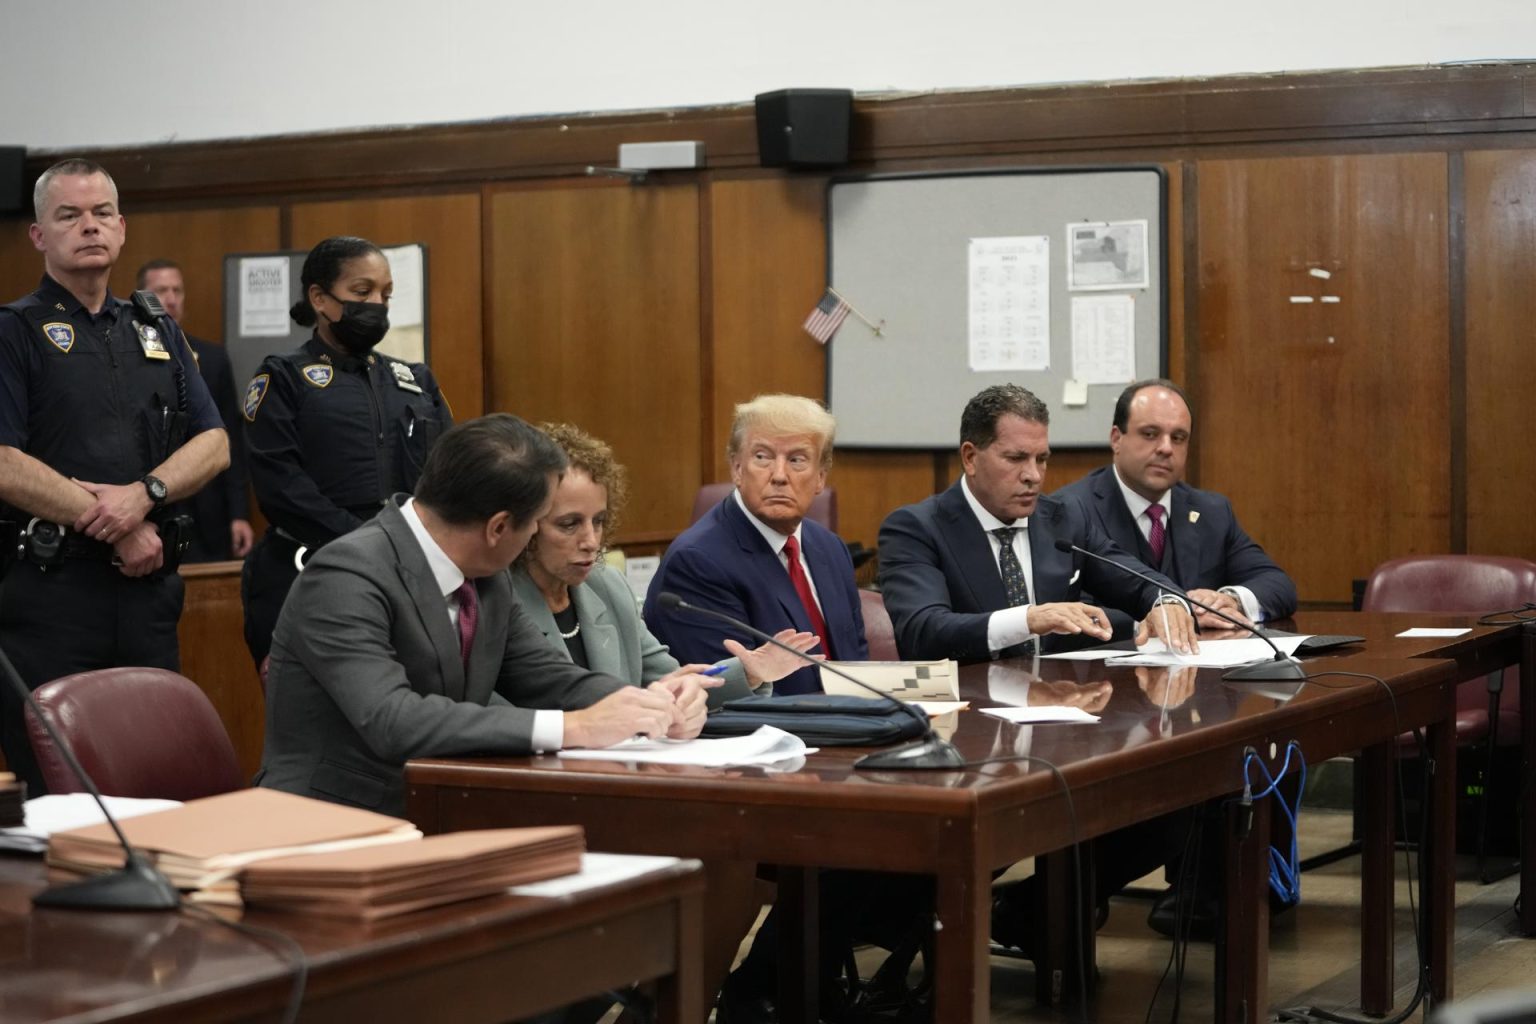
[699,694,929,747]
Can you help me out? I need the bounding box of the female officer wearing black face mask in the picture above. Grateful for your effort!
[240,236,451,667]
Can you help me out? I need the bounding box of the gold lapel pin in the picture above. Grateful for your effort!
[1188,511,1200,524]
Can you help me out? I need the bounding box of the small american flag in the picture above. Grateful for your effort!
[802,289,850,344]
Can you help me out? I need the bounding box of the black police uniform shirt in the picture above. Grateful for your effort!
[0,275,221,502]
[243,335,450,549]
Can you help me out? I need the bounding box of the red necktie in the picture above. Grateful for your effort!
[783,535,833,659]
[455,579,478,671]
[1146,504,1167,567]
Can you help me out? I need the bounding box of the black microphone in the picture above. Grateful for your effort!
[1051,539,1305,682]
[0,643,181,910]
[656,592,966,770]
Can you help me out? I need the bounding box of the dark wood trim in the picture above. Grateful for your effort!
[1447,151,1468,554]
[41,64,1536,204]
[1181,161,1201,488]
[478,182,496,417]
[697,178,717,487]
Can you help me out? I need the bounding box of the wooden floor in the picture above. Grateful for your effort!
[716,807,1532,1023]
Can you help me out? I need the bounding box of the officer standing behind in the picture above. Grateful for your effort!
[0,159,229,791]
[241,236,450,667]
[137,258,255,563]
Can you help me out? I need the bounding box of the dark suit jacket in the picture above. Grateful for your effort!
[256,497,627,815]
[877,482,1179,662]
[1055,466,1297,621]
[642,495,867,695]
[182,337,250,562]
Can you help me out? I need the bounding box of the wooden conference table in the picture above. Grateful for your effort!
[0,853,703,1023]
[406,611,1529,1024]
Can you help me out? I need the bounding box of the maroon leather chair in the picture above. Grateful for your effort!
[859,589,899,661]
[690,482,838,533]
[1362,554,1535,880]
[25,667,245,800]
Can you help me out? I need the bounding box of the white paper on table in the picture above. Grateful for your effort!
[507,852,687,898]
[238,256,291,337]
[967,235,1050,372]
[1106,635,1309,668]
[1069,294,1136,384]
[1395,627,1472,638]
[0,794,183,854]
[980,705,1101,725]
[1039,648,1127,661]
[557,725,813,767]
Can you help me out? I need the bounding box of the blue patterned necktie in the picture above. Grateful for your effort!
[991,527,1030,608]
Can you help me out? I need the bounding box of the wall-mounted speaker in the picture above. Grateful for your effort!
[754,89,852,169]
[0,147,27,215]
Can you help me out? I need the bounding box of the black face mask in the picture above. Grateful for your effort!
[323,294,390,354]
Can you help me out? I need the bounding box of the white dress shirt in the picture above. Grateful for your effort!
[401,498,563,750]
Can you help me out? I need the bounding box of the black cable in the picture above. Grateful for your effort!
[963,745,1090,1022]
[1274,670,1430,1024]
[182,902,309,1024]
[1146,809,1202,1023]
[1475,602,1536,626]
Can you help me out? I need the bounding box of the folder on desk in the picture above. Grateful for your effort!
[818,659,960,701]
[241,826,585,920]
[47,788,421,894]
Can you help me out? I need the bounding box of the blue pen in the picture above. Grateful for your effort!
[702,664,730,677]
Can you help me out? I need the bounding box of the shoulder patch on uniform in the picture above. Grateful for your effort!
[42,322,75,353]
[244,373,271,421]
[301,364,333,388]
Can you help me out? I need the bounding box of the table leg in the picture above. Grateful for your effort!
[700,859,760,1018]
[1521,622,1536,936]
[1425,714,1456,1004]
[656,884,705,1024]
[1215,792,1269,1023]
[776,867,819,1024]
[1359,742,1395,1014]
[932,841,989,1024]
[1034,846,1095,1008]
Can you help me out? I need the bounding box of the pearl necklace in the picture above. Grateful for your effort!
[558,621,581,640]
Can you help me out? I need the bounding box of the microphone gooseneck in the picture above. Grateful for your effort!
[1050,539,1306,682]
[657,591,966,769]
[0,645,181,910]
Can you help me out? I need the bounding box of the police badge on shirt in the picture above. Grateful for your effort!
[389,360,423,394]
[135,321,170,360]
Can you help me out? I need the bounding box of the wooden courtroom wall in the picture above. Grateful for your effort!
[5,66,1536,755]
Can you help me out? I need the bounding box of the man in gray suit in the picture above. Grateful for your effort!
[256,414,711,816]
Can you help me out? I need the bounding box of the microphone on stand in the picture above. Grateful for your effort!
[656,592,966,770]
[1051,539,1305,682]
[0,644,181,910]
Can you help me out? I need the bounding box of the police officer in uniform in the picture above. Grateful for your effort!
[0,159,229,791]
[241,236,450,666]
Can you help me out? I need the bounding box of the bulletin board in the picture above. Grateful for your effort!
[825,168,1167,448]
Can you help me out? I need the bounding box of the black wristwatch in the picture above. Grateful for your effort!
[141,474,168,509]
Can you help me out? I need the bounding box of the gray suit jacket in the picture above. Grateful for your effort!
[508,562,759,705]
[256,497,627,815]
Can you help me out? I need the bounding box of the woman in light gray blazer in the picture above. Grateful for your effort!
[511,423,816,705]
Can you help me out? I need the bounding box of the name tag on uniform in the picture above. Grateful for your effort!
[389,360,423,394]
[135,322,170,360]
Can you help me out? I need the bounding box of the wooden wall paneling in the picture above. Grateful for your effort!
[1464,149,1536,559]
[178,566,264,778]
[108,205,282,342]
[1195,154,1451,603]
[486,183,702,539]
[834,451,940,554]
[289,193,485,419]
[706,176,828,482]
[0,214,41,303]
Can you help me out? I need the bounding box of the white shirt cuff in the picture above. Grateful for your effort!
[1221,585,1263,623]
[987,605,1037,652]
[532,709,564,751]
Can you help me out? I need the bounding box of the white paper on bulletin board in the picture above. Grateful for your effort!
[1070,294,1136,384]
[967,235,1050,372]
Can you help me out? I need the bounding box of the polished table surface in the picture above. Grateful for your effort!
[407,611,1523,1024]
[0,852,703,1023]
